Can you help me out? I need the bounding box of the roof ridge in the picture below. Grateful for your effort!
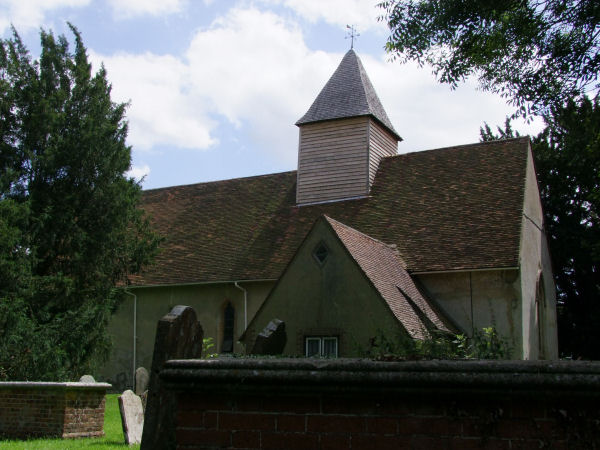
[142,170,297,193]
[386,136,530,161]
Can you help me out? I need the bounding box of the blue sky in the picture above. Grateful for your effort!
[1,0,544,190]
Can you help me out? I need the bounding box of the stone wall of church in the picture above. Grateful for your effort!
[414,148,558,361]
[416,269,524,358]
[241,219,407,357]
[100,280,274,391]
[518,146,558,359]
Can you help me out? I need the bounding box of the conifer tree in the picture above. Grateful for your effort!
[0,26,159,380]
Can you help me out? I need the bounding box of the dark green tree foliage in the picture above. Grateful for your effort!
[379,0,600,117]
[481,97,600,358]
[0,26,159,380]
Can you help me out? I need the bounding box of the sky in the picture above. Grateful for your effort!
[1,0,545,190]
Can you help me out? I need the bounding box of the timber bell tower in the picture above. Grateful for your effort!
[295,49,402,205]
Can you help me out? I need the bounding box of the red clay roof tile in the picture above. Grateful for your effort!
[324,216,451,338]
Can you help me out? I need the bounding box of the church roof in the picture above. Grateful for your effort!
[295,49,401,140]
[130,137,530,287]
[324,216,453,338]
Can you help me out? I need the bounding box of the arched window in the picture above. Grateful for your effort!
[222,302,235,353]
[536,271,546,358]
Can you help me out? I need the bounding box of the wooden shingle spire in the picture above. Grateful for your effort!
[296,49,401,141]
[296,50,401,205]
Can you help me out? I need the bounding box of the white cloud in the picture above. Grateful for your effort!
[93,6,342,162]
[363,55,545,151]
[261,0,384,32]
[90,50,217,151]
[0,0,89,34]
[88,4,542,165]
[107,0,186,19]
[185,7,339,163]
[127,164,151,182]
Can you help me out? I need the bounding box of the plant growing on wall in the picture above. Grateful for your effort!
[365,327,510,360]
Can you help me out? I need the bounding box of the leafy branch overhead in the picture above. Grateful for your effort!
[378,0,600,117]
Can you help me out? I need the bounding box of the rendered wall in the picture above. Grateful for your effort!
[159,359,600,450]
[101,280,274,391]
[416,269,523,357]
[518,146,558,359]
[242,219,408,356]
[415,149,560,361]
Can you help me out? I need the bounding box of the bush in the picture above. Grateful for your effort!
[365,327,510,361]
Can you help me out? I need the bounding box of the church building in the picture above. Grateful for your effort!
[102,50,558,390]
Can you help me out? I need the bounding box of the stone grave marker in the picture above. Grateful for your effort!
[139,390,148,412]
[119,390,144,445]
[135,367,149,395]
[250,318,286,355]
[140,305,203,450]
[79,374,95,383]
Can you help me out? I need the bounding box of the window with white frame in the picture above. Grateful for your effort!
[305,336,338,357]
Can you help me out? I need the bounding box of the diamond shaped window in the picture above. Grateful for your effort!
[313,243,329,265]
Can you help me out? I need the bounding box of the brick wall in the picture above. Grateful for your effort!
[0,382,111,439]
[158,359,600,450]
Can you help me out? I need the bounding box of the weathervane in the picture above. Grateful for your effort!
[346,25,360,49]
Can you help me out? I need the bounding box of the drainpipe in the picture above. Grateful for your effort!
[234,282,248,329]
[124,289,137,390]
[469,272,474,336]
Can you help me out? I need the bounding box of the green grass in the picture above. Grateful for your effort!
[0,394,140,449]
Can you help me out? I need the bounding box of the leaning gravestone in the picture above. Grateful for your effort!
[140,305,203,450]
[250,318,286,355]
[135,367,149,395]
[119,390,144,445]
[79,374,96,383]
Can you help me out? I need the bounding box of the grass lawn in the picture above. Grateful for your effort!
[0,394,139,449]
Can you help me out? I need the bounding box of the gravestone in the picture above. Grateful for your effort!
[140,305,203,450]
[139,390,148,412]
[119,390,144,445]
[135,367,149,395]
[250,319,286,355]
[79,374,95,383]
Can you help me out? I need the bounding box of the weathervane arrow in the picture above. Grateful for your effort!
[345,25,360,49]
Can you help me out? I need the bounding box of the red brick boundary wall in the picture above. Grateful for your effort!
[157,359,600,450]
[0,381,111,439]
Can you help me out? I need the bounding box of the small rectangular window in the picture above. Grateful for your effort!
[322,337,338,357]
[305,336,338,358]
[305,337,321,357]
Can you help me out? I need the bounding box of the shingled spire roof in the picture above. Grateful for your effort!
[296,49,401,140]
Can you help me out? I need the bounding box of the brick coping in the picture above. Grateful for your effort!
[0,381,112,390]
[164,358,600,372]
[160,358,600,395]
